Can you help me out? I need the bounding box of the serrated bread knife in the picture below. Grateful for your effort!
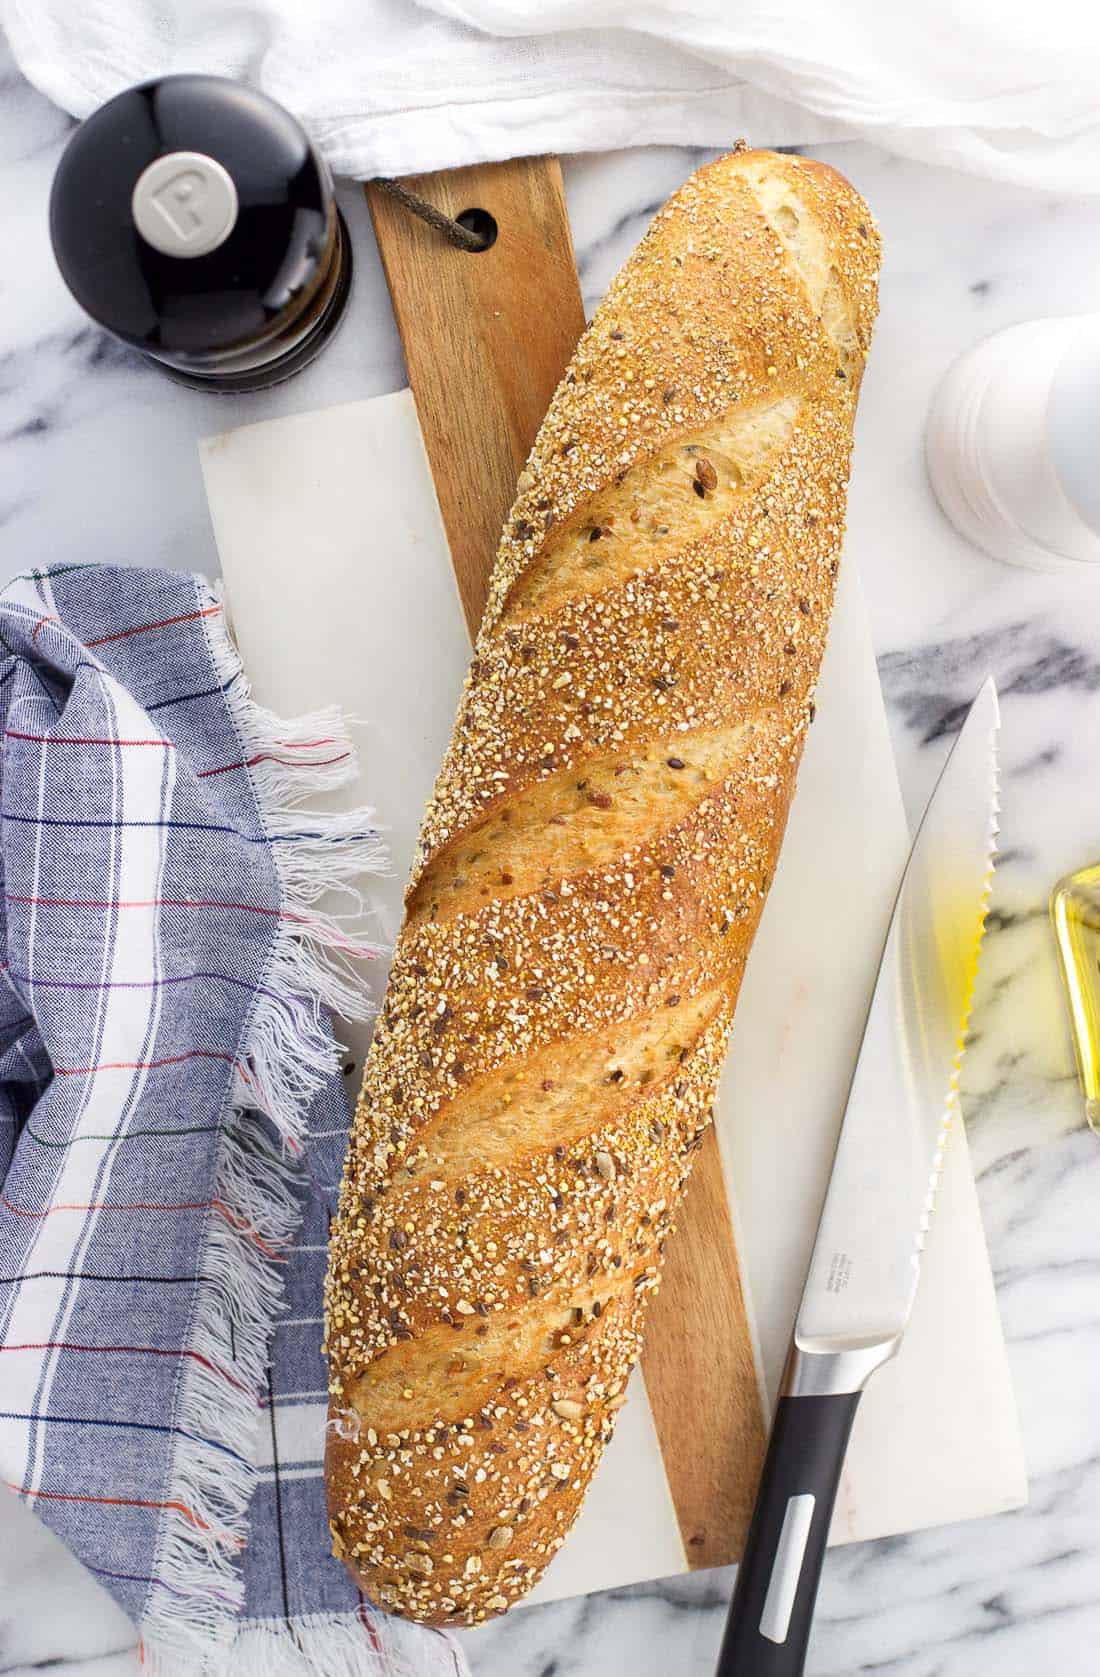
[716,677,1001,1677]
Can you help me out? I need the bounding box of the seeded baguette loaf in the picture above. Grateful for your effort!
[325,146,880,1625]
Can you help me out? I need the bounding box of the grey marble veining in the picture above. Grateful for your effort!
[3,27,1100,1677]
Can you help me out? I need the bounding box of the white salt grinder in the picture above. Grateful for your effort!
[926,314,1100,574]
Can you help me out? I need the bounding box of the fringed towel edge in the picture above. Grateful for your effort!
[139,576,389,1671]
[144,1609,470,1677]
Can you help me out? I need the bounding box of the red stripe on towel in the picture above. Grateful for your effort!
[0,1341,250,1392]
[85,605,223,647]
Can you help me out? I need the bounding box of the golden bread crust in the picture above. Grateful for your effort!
[324,145,880,1625]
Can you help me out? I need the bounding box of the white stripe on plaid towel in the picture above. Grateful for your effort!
[5,674,178,1499]
[254,1401,327,1473]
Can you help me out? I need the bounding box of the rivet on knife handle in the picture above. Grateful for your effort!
[715,1391,859,1675]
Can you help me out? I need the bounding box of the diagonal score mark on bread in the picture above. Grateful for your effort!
[740,157,862,378]
[325,149,881,1625]
[346,1276,636,1439]
[407,724,754,927]
[392,987,725,1184]
[369,788,776,1124]
[504,395,800,621]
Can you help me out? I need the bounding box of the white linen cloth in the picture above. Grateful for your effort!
[3,0,1100,191]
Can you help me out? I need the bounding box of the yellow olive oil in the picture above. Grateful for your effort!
[1051,864,1100,1131]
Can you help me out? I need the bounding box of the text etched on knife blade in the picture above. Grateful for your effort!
[826,1252,852,1294]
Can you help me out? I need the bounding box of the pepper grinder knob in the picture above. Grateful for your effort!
[50,74,352,392]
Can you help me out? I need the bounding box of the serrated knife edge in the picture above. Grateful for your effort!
[788,675,1001,1389]
[915,684,1000,1256]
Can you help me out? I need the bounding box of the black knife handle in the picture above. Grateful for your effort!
[716,1392,860,1677]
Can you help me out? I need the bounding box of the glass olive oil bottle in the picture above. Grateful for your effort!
[1052,864,1100,1131]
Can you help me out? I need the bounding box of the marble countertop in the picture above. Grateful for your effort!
[4,31,1100,1677]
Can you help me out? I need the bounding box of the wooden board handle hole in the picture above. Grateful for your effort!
[455,207,498,250]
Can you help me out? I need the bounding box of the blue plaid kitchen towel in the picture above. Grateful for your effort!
[0,564,471,1677]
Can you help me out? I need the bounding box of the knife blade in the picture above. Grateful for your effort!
[716,676,1000,1677]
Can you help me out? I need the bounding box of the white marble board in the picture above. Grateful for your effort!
[199,388,1027,1606]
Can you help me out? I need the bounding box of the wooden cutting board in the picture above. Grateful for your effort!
[365,158,767,1568]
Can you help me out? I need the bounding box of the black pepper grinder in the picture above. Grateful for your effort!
[49,74,352,392]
